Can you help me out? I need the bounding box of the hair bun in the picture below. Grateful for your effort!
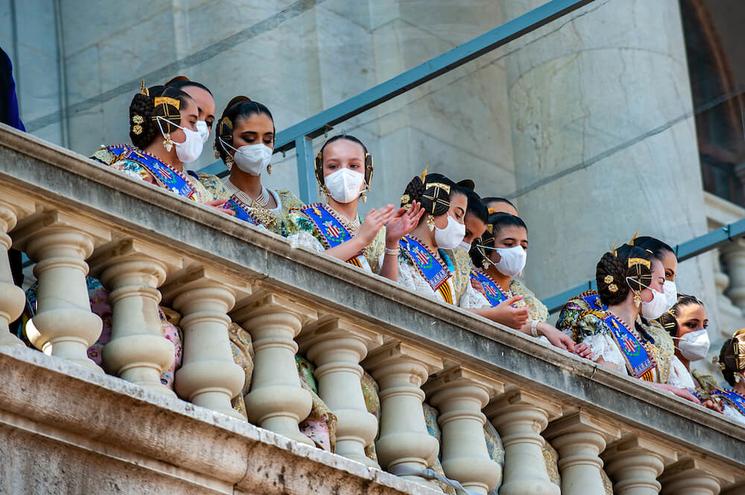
[226,95,252,110]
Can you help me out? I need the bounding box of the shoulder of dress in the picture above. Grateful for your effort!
[277,189,304,207]
[90,148,117,166]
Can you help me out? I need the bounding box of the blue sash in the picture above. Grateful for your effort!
[400,235,451,294]
[601,312,656,381]
[580,290,607,311]
[300,203,364,268]
[470,270,508,307]
[225,196,258,225]
[106,144,195,199]
[712,388,745,415]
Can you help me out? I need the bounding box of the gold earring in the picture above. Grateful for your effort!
[633,292,642,306]
[427,214,435,231]
[267,164,272,175]
[163,133,174,152]
[360,190,367,203]
[225,154,234,170]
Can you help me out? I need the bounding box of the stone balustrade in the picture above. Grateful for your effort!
[1,125,745,494]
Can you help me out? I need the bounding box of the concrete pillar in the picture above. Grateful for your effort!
[363,342,443,486]
[424,368,502,495]
[721,240,745,310]
[298,317,383,466]
[603,438,669,495]
[486,390,561,495]
[13,212,109,370]
[545,412,621,495]
[163,271,245,419]
[90,239,181,397]
[501,0,712,301]
[660,458,729,495]
[232,291,316,445]
[0,195,32,348]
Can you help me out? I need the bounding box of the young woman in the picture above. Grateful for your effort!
[202,96,303,233]
[163,76,216,142]
[714,330,745,425]
[462,213,577,351]
[559,244,699,403]
[287,135,422,275]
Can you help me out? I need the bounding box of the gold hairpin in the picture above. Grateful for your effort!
[154,96,180,110]
[628,257,651,269]
[139,80,149,96]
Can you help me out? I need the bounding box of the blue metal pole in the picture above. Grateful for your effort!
[295,136,318,204]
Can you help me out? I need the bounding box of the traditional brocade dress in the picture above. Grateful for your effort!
[460,267,549,322]
[710,387,745,425]
[199,175,303,236]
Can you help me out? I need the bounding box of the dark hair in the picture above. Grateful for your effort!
[128,85,192,149]
[319,134,368,157]
[464,189,488,223]
[718,331,745,386]
[164,75,213,95]
[632,236,675,263]
[214,96,275,162]
[314,134,373,191]
[401,172,466,217]
[483,196,516,210]
[469,213,527,268]
[657,294,704,337]
[595,244,653,306]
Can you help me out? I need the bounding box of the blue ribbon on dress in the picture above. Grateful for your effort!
[399,235,450,292]
[712,388,745,415]
[300,204,353,247]
[226,197,258,225]
[581,290,607,311]
[106,144,195,198]
[470,270,508,307]
[601,312,656,381]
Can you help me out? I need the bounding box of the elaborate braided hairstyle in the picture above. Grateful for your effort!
[214,96,274,164]
[657,294,704,337]
[401,172,463,217]
[128,83,192,149]
[469,212,527,269]
[718,329,745,386]
[595,243,653,306]
[314,135,373,193]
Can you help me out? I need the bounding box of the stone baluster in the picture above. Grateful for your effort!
[545,411,621,495]
[486,390,561,495]
[721,240,745,310]
[660,458,733,495]
[232,291,316,445]
[363,342,443,486]
[424,368,502,495]
[0,194,33,347]
[603,437,670,495]
[13,212,109,370]
[162,268,246,418]
[90,239,181,396]
[298,317,383,465]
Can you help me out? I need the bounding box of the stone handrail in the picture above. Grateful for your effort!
[1,123,743,494]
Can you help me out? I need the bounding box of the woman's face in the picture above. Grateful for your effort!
[169,98,198,146]
[674,303,708,339]
[433,192,467,229]
[487,199,518,216]
[660,250,678,282]
[463,212,487,245]
[487,225,528,263]
[231,113,275,153]
[182,86,216,131]
[640,259,666,303]
[322,139,366,180]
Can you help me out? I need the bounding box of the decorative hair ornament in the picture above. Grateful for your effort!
[608,284,618,293]
[628,257,651,269]
[734,328,745,371]
[139,80,149,96]
[604,275,614,284]
[487,207,500,215]
[154,96,180,110]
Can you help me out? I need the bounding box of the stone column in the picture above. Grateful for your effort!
[603,437,668,495]
[298,317,383,465]
[163,270,245,418]
[721,240,745,310]
[501,0,714,303]
[660,458,732,495]
[0,196,32,348]
[363,342,443,485]
[486,390,561,495]
[13,212,108,370]
[424,368,502,495]
[232,291,316,446]
[545,411,621,495]
[90,239,181,396]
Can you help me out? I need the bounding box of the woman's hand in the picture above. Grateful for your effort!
[205,199,236,216]
[573,342,594,360]
[702,398,723,413]
[385,202,424,246]
[357,205,395,245]
[655,384,701,404]
[491,296,529,329]
[538,324,575,352]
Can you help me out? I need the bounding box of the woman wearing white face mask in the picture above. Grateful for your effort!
[559,244,701,404]
[461,212,578,352]
[287,135,423,274]
[714,330,745,425]
[201,96,303,233]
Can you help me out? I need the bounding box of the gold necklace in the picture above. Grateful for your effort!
[227,180,272,209]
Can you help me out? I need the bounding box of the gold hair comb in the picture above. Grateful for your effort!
[628,257,651,269]
[154,96,180,110]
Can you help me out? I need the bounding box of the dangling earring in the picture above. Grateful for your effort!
[360,190,367,203]
[163,133,174,152]
[267,164,272,175]
[426,214,435,231]
[633,291,642,307]
[225,154,234,171]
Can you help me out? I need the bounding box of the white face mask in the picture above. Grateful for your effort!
[324,168,365,204]
[221,138,273,176]
[196,120,210,143]
[675,328,711,361]
[434,215,466,249]
[640,287,669,320]
[491,245,527,277]
[663,280,677,309]
[157,117,204,164]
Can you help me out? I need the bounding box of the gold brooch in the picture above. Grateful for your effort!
[132,114,144,124]
[400,194,410,205]
[132,124,143,135]
[608,284,618,293]
[604,275,614,284]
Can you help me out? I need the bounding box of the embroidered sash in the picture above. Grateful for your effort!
[712,388,745,415]
[107,144,195,199]
[470,270,508,307]
[400,235,453,304]
[300,203,364,268]
[580,290,607,311]
[601,312,656,381]
[226,196,258,225]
